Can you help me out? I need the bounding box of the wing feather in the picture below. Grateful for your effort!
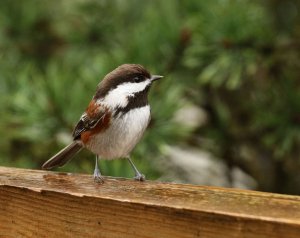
[72,100,107,140]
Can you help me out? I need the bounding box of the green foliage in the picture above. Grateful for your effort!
[0,0,190,179]
[1,0,300,194]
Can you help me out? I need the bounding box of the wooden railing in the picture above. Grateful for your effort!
[0,166,300,237]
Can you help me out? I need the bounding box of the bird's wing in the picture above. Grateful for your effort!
[72,100,109,140]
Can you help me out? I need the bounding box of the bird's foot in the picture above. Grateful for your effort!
[93,168,104,184]
[134,173,145,181]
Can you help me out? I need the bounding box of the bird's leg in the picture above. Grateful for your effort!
[126,157,145,181]
[93,155,104,183]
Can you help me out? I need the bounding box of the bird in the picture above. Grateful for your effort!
[42,64,163,183]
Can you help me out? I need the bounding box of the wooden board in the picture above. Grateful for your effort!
[0,166,300,237]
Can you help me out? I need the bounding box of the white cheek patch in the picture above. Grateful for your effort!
[101,80,151,108]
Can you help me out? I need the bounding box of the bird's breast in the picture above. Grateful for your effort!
[85,105,151,159]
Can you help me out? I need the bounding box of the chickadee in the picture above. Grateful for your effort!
[42,64,163,183]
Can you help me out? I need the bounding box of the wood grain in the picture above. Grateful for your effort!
[0,166,300,237]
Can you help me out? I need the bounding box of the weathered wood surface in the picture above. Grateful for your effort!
[0,166,300,238]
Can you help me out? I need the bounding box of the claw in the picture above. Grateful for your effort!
[94,175,104,184]
[93,168,104,184]
[134,173,145,181]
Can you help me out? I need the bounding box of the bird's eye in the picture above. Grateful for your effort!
[133,75,144,83]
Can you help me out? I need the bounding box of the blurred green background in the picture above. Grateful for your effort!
[1,0,300,194]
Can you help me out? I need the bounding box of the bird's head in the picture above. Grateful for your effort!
[95,64,163,108]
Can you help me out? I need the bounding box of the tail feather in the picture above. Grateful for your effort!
[42,141,83,170]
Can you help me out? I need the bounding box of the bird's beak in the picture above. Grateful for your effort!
[150,75,163,82]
